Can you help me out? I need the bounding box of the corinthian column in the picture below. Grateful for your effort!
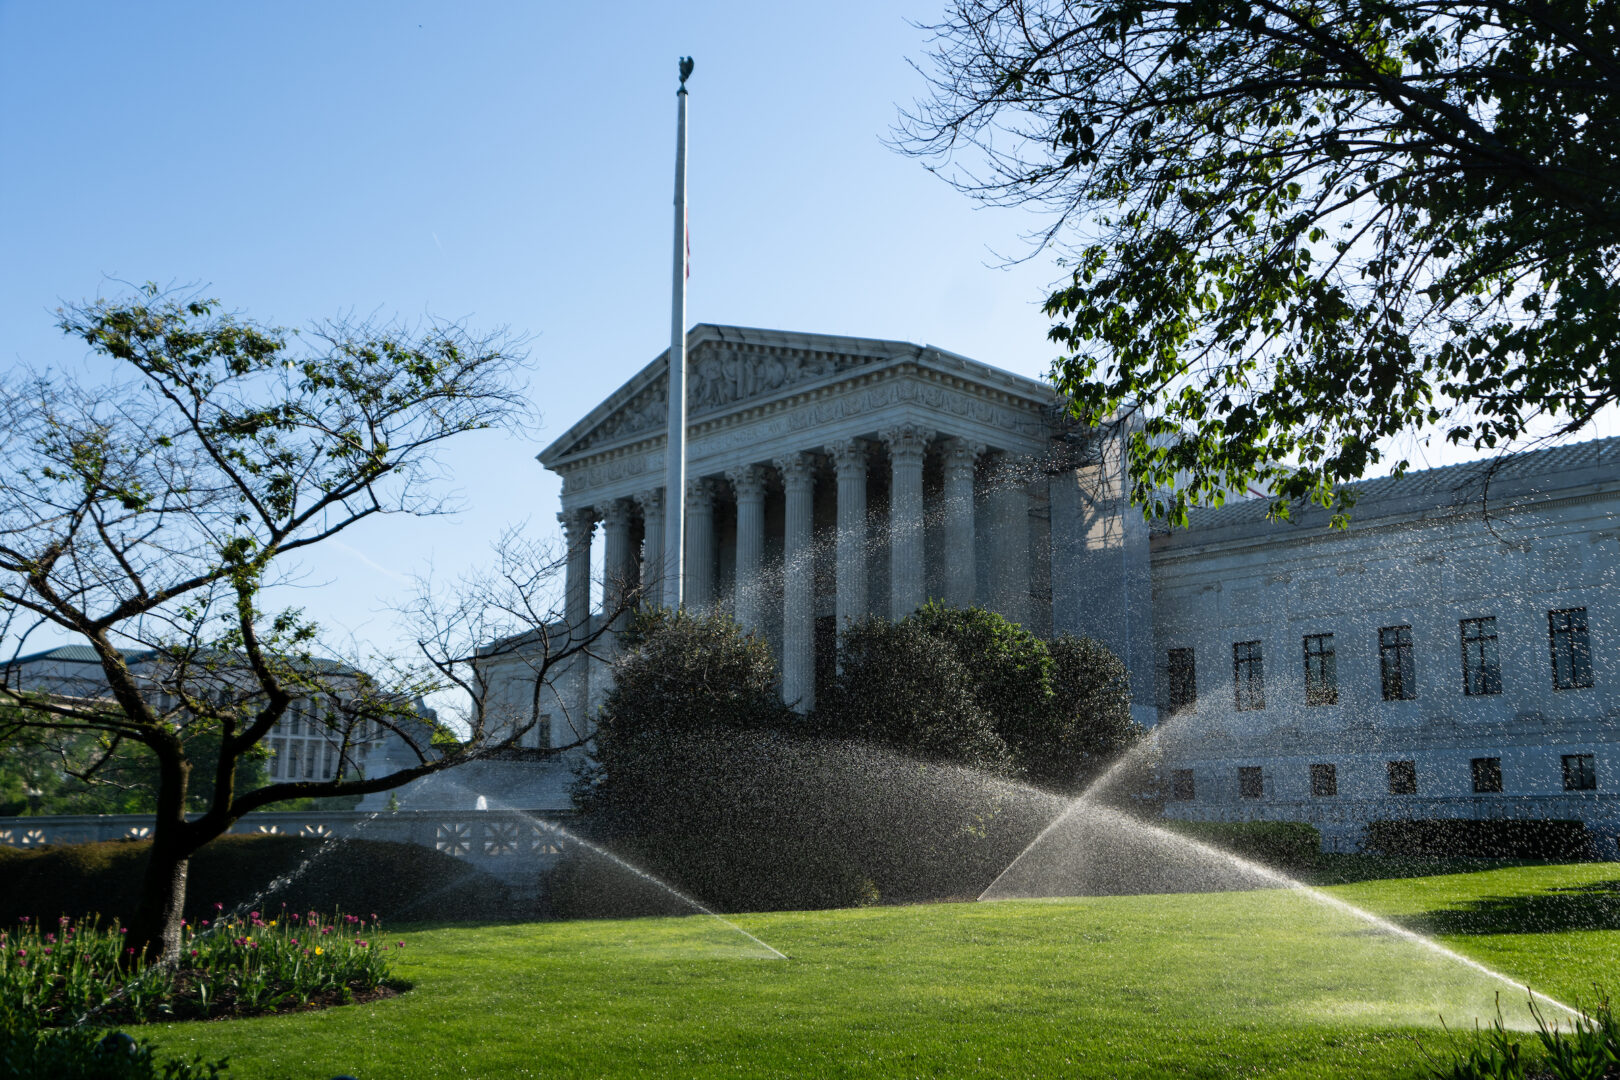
[829,438,868,634]
[941,438,985,608]
[884,424,932,620]
[600,499,638,639]
[635,489,665,608]
[988,454,1030,625]
[558,507,596,726]
[684,478,717,609]
[775,452,817,712]
[727,465,768,634]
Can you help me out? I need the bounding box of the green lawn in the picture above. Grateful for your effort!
[145,863,1620,1079]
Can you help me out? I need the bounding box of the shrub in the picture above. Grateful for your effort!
[0,835,517,927]
[1160,821,1323,870]
[1361,819,1593,860]
[1423,993,1618,1080]
[1037,634,1141,791]
[0,1003,228,1079]
[815,616,1012,773]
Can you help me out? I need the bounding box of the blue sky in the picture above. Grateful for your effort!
[0,1,1072,656]
[2,1,1597,661]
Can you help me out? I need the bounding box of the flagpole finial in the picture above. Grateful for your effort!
[678,56,694,89]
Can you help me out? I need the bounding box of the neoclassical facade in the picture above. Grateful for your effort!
[535,324,1154,724]
[477,324,1618,854]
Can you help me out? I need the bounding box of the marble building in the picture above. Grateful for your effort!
[471,324,1618,851]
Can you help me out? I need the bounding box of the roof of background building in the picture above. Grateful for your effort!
[1175,435,1620,536]
[5,644,152,666]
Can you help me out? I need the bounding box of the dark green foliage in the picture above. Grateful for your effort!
[814,616,1012,774]
[1362,819,1594,860]
[0,835,518,926]
[0,721,267,817]
[903,1,1620,524]
[820,606,1141,792]
[1159,821,1322,871]
[0,1003,227,1079]
[569,609,1076,912]
[1037,634,1138,790]
[1425,994,1619,1080]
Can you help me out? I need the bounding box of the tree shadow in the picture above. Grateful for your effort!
[1404,880,1620,935]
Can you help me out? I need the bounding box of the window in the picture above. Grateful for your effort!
[1563,754,1597,791]
[270,738,287,779]
[1460,618,1503,696]
[1548,608,1594,690]
[1387,760,1417,795]
[1310,763,1338,797]
[532,712,552,749]
[1233,641,1265,711]
[1166,648,1197,712]
[1379,625,1417,701]
[1172,769,1196,801]
[1303,634,1338,705]
[1471,756,1503,794]
[1238,766,1264,799]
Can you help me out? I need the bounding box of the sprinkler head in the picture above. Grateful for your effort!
[97,1032,137,1056]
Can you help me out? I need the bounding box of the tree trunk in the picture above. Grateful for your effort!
[129,833,191,964]
[128,749,194,965]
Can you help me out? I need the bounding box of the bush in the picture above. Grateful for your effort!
[0,835,518,927]
[1361,819,1593,859]
[1038,634,1141,791]
[0,1002,227,1079]
[1160,821,1323,870]
[815,616,1012,773]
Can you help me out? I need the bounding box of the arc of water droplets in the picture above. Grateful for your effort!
[979,750,1583,1020]
[483,800,786,960]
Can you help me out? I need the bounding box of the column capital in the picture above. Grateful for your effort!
[685,476,718,509]
[942,437,989,471]
[726,465,769,502]
[773,452,817,489]
[883,424,934,462]
[557,506,596,540]
[634,488,665,516]
[828,438,869,475]
[600,498,636,531]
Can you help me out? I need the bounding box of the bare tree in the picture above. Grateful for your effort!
[0,287,618,961]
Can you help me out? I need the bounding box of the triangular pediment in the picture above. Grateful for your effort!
[539,325,918,465]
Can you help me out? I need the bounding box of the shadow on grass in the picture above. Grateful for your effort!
[1403,879,1620,936]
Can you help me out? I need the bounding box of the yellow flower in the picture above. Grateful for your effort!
[314,946,324,956]
[268,920,277,927]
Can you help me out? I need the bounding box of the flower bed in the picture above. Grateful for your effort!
[1,906,405,1026]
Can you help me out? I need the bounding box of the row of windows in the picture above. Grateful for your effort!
[1164,608,1595,713]
[1170,753,1598,801]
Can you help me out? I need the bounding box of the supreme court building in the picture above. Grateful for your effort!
[459,323,1620,852]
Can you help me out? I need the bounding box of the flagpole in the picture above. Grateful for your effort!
[663,57,693,609]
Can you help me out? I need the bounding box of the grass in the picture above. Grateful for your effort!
[139,863,1620,1079]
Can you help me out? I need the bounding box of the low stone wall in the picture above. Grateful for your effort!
[0,809,580,887]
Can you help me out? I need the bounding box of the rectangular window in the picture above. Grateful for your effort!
[533,713,552,749]
[286,741,302,780]
[1310,763,1338,797]
[1166,648,1197,713]
[1563,754,1597,791]
[1548,608,1594,690]
[1471,756,1503,794]
[1387,759,1417,795]
[1379,625,1417,701]
[1460,618,1503,696]
[303,742,317,779]
[1233,641,1265,711]
[271,738,287,779]
[1238,766,1264,799]
[1303,634,1338,705]
[1172,769,1196,801]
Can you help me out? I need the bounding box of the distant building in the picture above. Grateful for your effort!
[2,645,390,786]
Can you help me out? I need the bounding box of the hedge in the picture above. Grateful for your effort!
[1158,821,1323,870]
[1360,818,1594,859]
[0,834,518,926]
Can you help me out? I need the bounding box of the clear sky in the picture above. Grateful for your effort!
[0,2,1601,662]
